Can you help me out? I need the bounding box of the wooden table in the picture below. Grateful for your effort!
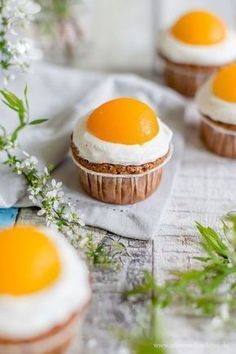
[1,106,236,354]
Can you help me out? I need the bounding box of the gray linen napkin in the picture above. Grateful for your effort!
[0,63,186,239]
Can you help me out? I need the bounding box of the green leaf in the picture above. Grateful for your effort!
[196,222,228,259]
[1,99,20,112]
[11,123,26,142]
[0,89,26,125]
[29,119,48,125]
[194,256,211,262]
[0,124,7,136]
[224,213,236,235]
[24,85,29,111]
[0,90,24,110]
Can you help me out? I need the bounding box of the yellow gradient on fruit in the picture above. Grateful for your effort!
[87,98,159,145]
[212,63,236,103]
[171,10,227,45]
[0,226,61,295]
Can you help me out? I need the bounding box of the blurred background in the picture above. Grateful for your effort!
[33,0,236,73]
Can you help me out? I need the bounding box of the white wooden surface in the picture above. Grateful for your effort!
[16,100,236,354]
[154,107,236,354]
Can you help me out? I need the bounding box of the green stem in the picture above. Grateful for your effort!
[0,0,12,71]
[11,123,26,142]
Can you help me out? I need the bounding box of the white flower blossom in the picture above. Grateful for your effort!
[23,155,38,168]
[53,200,59,210]
[79,236,89,248]
[79,219,86,227]
[0,0,41,83]
[5,147,86,242]
[46,190,58,198]
[37,208,45,216]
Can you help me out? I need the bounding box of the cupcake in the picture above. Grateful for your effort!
[71,97,173,205]
[196,63,236,158]
[159,10,236,97]
[0,225,91,354]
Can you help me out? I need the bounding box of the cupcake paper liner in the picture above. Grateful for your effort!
[78,165,163,205]
[200,116,236,158]
[72,146,173,205]
[162,57,220,97]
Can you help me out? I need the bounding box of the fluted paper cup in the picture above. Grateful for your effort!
[200,115,236,158]
[71,146,173,205]
[161,56,220,97]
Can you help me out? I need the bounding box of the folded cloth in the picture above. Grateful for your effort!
[0,62,186,239]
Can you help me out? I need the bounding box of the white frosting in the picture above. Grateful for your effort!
[196,78,236,125]
[159,30,236,66]
[0,228,91,339]
[73,116,173,165]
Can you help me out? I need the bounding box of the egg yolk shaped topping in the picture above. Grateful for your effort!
[0,226,61,296]
[212,63,236,103]
[171,10,227,45]
[87,98,159,145]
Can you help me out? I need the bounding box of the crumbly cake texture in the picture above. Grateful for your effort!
[71,139,169,175]
[201,114,236,158]
[159,53,224,97]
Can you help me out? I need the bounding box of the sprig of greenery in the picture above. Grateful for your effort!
[118,306,168,354]
[0,86,125,269]
[118,271,168,353]
[0,86,39,141]
[0,0,12,72]
[124,214,236,326]
[84,235,125,270]
[0,0,40,83]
